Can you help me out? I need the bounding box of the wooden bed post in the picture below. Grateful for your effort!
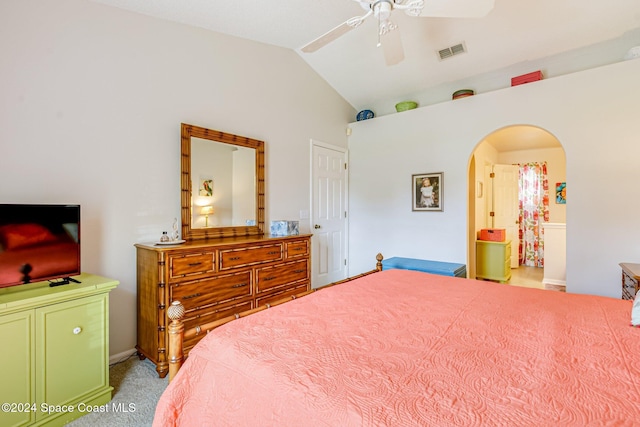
[167,301,186,383]
[376,253,384,271]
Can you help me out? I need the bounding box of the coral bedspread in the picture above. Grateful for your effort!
[153,269,640,426]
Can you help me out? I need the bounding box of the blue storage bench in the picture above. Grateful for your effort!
[382,257,467,278]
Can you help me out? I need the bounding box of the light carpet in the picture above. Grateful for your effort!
[67,354,167,426]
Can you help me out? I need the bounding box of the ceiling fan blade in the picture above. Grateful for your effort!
[301,11,373,53]
[301,22,354,53]
[419,0,494,18]
[381,28,404,66]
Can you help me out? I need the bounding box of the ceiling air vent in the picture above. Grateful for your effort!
[437,42,466,61]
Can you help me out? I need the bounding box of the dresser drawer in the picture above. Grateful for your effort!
[286,239,309,258]
[256,259,308,293]
[255,282,309,307]
[219,244,283,270]
[503,243,511,276]
[182,300,253,353]
[169,252,215,279]
[504,242,511,261]
[170,271,252,311]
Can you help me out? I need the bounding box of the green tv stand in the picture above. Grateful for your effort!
[0,274,118,427]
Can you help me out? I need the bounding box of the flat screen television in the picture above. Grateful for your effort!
[0,204,81,289]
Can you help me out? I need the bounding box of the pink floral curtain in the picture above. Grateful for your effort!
[518,162,549,267]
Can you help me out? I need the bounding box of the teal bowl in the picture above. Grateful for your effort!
[395,101,418,112]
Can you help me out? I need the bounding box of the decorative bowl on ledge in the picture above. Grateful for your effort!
[356,109,375,121]
[452,89,475,100]
[395,101,418,112]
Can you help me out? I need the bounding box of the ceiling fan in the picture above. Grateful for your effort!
[300,0,494,66]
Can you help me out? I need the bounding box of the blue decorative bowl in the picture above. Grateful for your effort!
[356,109,375,121]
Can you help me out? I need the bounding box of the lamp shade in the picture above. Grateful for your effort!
[200,206,214,215]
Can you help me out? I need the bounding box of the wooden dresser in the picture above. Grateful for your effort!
[620,262,640,300]
[135,234,311,377]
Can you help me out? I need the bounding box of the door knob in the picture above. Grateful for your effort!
[314,224,321,229]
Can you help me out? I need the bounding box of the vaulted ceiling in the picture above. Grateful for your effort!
[92,0,640,113]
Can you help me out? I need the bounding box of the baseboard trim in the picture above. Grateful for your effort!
[109,348,138,365]
[543,278,566,286]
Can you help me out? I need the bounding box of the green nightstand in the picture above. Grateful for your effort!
[476,240,512,283]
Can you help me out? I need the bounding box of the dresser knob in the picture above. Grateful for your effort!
[73,327,82,335]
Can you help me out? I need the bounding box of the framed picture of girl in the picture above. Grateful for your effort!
[412,172,443,212]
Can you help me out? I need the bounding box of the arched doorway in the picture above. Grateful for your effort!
[467,125,566,288]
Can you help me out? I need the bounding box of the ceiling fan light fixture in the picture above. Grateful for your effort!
[396,0,425,16]
[347,14,368,28]
[373,0,393,21]
[379,19,397,36]
[301,0,481,66]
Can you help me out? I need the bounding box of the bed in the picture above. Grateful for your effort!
[153,257,640,426]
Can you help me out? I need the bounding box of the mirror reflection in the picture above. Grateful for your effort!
[190,137,257,229]
[181,123,265,240]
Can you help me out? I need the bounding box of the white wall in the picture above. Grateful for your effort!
[472,143,498,233]
[0,0,355,356]
[367,27,640,117]
[348,58,640,299]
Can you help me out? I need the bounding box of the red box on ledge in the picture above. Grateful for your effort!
[479,228,506,242]
[511,70,543,86]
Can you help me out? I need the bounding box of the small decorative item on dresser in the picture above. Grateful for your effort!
[395,101,418,112]
[270,220,300,236]
[356,109,375,121]
[171,217,180,241]
[452,89,475,100]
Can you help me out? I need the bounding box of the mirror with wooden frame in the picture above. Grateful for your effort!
[181,123,265,240]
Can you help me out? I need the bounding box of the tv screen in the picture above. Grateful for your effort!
[0,204,80,288]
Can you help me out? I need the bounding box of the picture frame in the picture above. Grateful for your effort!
[412,172,443,211]
[556,182,566,204]
[199,176,213,197]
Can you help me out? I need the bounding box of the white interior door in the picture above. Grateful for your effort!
[492,164,520,268]
[311,141,347,288]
